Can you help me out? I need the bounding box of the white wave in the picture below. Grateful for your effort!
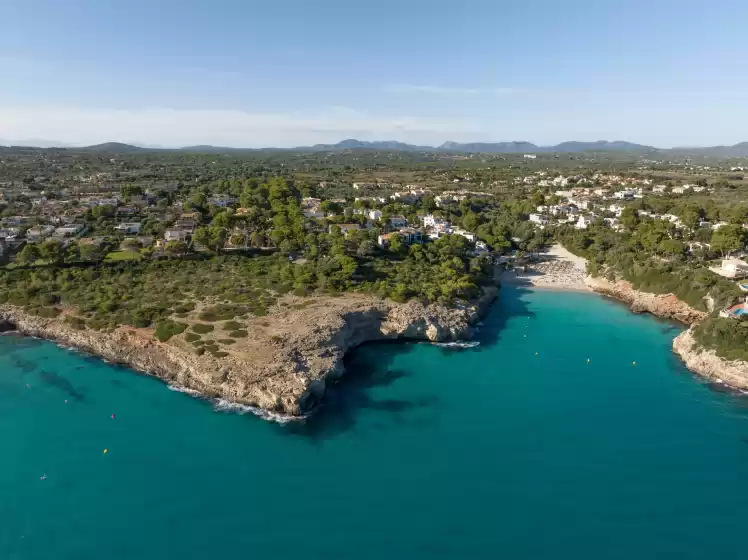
[212,398,304,424]
[167,384,202,397]
[434,341,480,349]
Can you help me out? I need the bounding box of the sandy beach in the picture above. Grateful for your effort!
[500,244,591,292]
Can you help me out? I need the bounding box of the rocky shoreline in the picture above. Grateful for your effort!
[0,287,497,418]
[583,275,748,391]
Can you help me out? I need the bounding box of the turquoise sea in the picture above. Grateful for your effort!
[3,287,748,559]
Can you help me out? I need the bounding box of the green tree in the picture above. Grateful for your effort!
[164,240,188,258]
[16,243,40,265]
[711,225,746,257]
[193,226,228,254]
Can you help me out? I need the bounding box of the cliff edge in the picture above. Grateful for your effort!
[673,328,748,391]
[584,276,706,325]
[0,287,497,417]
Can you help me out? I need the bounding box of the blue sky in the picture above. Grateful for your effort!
[1,0,747,148]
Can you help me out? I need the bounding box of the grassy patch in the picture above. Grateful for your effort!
[184,332,201,343]
[228,329,248,338]
[210,350,229,358]
[191,323,214,334]
[218,338,236,345]
[222,320,244,331]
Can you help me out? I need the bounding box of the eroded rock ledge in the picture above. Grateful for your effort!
[0,287,497,417]
[584,275,748,391]
[584,276,706,325]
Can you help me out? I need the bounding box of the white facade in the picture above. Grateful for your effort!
[529,214,548,225]
[115,222,142,234]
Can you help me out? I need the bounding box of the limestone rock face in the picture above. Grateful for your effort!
[584,275,748,392]
[584,276,706,325]
[0,287,497,417]
[673,328,748,390]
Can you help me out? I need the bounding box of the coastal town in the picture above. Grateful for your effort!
[3,143,748,410]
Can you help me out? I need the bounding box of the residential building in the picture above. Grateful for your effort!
[421,214,449,229]
[389,215,408,228]
[114,222,142,234]
[574,216,591,229]
[523,154,537,159]
[367,209,383,221]
[452,228,476,242]
[613,189,636,200]
[54,224,85,237]
[209,194,236,207]
[164,229,191,242]
[529,214,548,225]
[712,258,748,279]
[26,226,55,240]
[330,224,361,236]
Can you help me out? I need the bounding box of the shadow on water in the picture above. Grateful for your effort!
[280,285,534,441]
[473,284,535,351]
[279,341,440,441]
[37,370,86,401]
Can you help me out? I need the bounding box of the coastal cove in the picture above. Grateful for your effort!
[5,287,748,559]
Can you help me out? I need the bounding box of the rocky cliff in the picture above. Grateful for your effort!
[584,276,706,325]
[672,328,748,391]
[584,275,748,391]
[0,287,497,417]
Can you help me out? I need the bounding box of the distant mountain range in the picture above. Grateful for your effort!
[4,138,748,157]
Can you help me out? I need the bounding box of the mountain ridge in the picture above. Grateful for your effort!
[3,138,748,156]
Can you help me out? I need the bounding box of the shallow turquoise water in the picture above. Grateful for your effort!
[3,287,748,559]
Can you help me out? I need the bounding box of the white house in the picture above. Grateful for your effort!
[164,229,190,242]
[451,228,477,242]
[55,224,85,237]
[574,216,591,230]
[421,214,449,229]
[613,189,636,200]
[652,185,668,193]
[712,258,748,279]
[608,204,625,217]
[529,214,548,225]
[367,209,383,221]
[523,154,537,159]
[114,222,142,234]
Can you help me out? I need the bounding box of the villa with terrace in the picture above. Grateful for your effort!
[720,296,748,319]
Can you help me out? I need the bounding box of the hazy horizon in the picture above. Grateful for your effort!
[2,0,748,148]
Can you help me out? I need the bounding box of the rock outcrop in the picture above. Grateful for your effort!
[584,274,748,392]
[673,328,748,391]
[0,287,497,417]
[584,276,706,325]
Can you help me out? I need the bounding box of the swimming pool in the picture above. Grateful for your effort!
[732,307,748,316]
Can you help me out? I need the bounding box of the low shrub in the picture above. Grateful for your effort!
[191,323,214,334]
[154,320,187,342]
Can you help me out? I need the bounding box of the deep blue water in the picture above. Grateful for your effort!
[3,287,748,559]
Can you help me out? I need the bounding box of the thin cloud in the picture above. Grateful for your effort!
[387,84,517,95]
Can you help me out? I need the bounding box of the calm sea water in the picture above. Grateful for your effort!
[3,287,748,560]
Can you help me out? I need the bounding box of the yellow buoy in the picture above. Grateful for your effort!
[535,352,539,356]
[632,361,637,366]
[103,449,109,455]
